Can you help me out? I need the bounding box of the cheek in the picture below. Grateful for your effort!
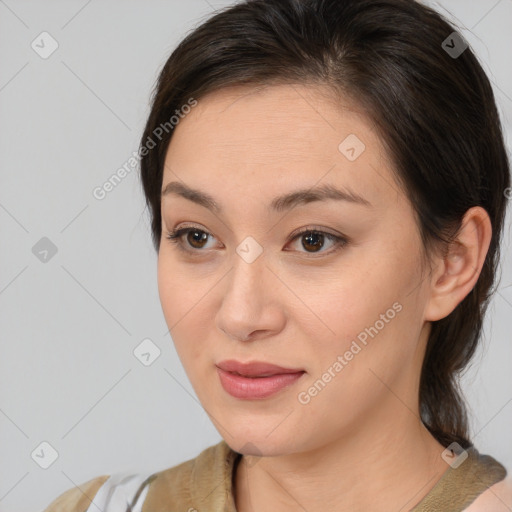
[157,255,217,375]
[280,259,402,348]
[290,247,421,383]
[157,253,201,326]
[294,306,414,436]
[158,258,196,353]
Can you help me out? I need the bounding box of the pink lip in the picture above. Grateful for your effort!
[217,360,304,377]
[216,360,305,400]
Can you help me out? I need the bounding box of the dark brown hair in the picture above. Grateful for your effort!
[139,0,510,448]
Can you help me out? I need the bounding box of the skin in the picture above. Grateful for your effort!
[157,83,493,512]
[465,478,512,511]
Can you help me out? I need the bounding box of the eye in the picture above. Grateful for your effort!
[165,225,219,252]
[286,228,348,255]
[165,225,348,256]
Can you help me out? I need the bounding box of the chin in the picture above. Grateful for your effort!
[224,431,302,458]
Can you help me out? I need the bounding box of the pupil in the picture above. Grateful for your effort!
[304,232,323,252]
[188,230,207,248]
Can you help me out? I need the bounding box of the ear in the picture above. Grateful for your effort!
[424,206,492,322]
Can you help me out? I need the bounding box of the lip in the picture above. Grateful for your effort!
[216,360,306,400]
[216,359,304,377]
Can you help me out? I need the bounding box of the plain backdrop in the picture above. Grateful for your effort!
[0,1,511,511]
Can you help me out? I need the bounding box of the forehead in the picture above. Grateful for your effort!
[163,83,399,209]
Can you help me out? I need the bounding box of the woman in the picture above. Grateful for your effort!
[43,0,512,510]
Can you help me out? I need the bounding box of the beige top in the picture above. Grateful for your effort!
[43,441,507,512]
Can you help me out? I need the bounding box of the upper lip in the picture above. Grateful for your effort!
[216,359,305,377]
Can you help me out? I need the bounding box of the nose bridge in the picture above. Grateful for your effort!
[226,240,267,305]
[216,239,278,340]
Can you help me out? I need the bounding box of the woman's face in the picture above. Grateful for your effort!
[158,84,433,456]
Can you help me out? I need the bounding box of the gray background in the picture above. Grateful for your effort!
[0,1,510,511]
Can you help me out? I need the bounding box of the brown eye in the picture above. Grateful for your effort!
[166,225,348,257]
[185,229,209,249]
[166,227,217,253]
[300,231,325,252]
[287,229,348,255]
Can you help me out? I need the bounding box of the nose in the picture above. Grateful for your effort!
[215,249,286,342]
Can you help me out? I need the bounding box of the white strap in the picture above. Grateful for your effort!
[85,472,155,512]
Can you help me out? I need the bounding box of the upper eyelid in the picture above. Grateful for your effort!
[170,224,343,241]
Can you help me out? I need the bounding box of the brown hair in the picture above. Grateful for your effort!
[139,0,510,448]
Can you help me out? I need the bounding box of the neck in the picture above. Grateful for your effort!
[234,402,449,512]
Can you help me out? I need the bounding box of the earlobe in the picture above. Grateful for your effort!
[424,207,492,322]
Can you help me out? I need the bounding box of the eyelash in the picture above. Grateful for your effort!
[165,225,348,257]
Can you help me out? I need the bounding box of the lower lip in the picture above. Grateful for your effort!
[216,368,305,399]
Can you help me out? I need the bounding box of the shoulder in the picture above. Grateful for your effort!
[42,471,157,512]
[41,442,236,512]
[42,474,110,512]
[464,476,512,511]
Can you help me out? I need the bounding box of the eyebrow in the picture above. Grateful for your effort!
[161,181,372,213]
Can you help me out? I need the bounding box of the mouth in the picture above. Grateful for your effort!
[216,360,306,399]
[216,359,305,377]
